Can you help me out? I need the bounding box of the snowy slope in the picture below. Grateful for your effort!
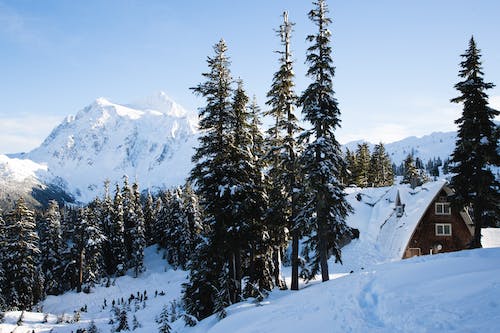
[344,130,457,164]
[3,248,500,332]
[187,248,500,333]
[0,154,73,209]
[26,92,198,202]
[2,181,499,333]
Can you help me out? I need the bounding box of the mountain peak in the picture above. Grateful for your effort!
[128,91,193,118]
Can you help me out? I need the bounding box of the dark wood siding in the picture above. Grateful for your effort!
[403,189,472,258]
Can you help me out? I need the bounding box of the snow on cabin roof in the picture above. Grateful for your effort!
[344,180,447,263]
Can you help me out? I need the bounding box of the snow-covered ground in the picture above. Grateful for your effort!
[2,181,499,333]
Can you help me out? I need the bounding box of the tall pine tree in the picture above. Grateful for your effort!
[265,11,303,291]
[184,39,235,320]
[450,37,500,248]
[298,0,352,282]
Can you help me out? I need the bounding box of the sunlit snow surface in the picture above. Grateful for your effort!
[2,181,499,333]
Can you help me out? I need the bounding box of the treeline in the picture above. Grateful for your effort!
[0,178,202,311]
[343,143,394,187]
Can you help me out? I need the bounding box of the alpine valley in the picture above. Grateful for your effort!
[0,91,476,207]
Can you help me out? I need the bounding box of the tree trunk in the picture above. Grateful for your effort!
[291,230,299,290]
[470,202,483,248]
[317,192,329,282]
[273,248,287,289]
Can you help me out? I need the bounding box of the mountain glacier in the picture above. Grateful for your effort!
[25,92,198,202]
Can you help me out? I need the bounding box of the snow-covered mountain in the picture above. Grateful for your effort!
[0,154,73,209]
[344,130,457,164]
[25,92,198,202]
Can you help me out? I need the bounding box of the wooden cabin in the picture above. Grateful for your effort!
[401,184,474,259]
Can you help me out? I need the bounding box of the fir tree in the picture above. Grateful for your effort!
[298,0,352,282]
[184,39,236,320]
[450,37,500,248]
[230,81,272,298]
[343,148,357,185]
[101,180,115,276]
[143,191,156,246]
[122,176,135,263]
[264,10,302,290]
[355,143,370,187]
[116,308,130,332]
[369,143,394,187]
[157,305,172,333]
[402,154,418,185]
[112,183,127,276]
[3,198,43,310]
[39,200,64,295]
[130,181,146,277]
[82,204,105,290]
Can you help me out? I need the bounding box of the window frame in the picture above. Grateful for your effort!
[435,202,451,215]
[435,223,452,236]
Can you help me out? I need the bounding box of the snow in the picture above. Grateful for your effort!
[3,247,499,332]
[2,180,499,332]
[344,130,457,164]
[0,154,47,183]
[25,92,199,202]
[483,228,500,248]
[1,246,188,333]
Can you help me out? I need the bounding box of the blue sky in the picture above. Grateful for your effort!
[0,0,499,154]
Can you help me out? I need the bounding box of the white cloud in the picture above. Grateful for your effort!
[0,115,61,154]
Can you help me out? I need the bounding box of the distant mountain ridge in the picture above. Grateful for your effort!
[2,92,497,205]
[344,130,457,164]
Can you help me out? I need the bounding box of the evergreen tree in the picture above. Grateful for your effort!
[60,207,78,291]
[39,200,64,295]
[157,305,172,333]
[402,154,419,186]
[343,148,357,185]
[244,97,274,299]
[116,308,130,332]
[298,0,352,282]
[184,39,236,320]
[111,184,127,276]
[355,143,370,187]
[83,204,105,290]
[3,198,43,310]
[101,180,115,276]
[130,181,146,277]
[264,10,302,291]
[181,182,203,257]
[164,187,190,269]
[449,37,500,248]
[369,143,394,187]
[122,176,135,263]
[230,81,272,298]
[143,191,156,246]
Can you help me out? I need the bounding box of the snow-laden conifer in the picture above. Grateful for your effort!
[298,0,352,282]
[450,37,500,247]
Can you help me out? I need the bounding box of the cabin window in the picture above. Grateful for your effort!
[435,223,452,236]
[435,202,451,215]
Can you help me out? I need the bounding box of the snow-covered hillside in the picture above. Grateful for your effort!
[0,154,72,209]
[26,92,198,202]
[2,180,499,333]
[344,130,457,164]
